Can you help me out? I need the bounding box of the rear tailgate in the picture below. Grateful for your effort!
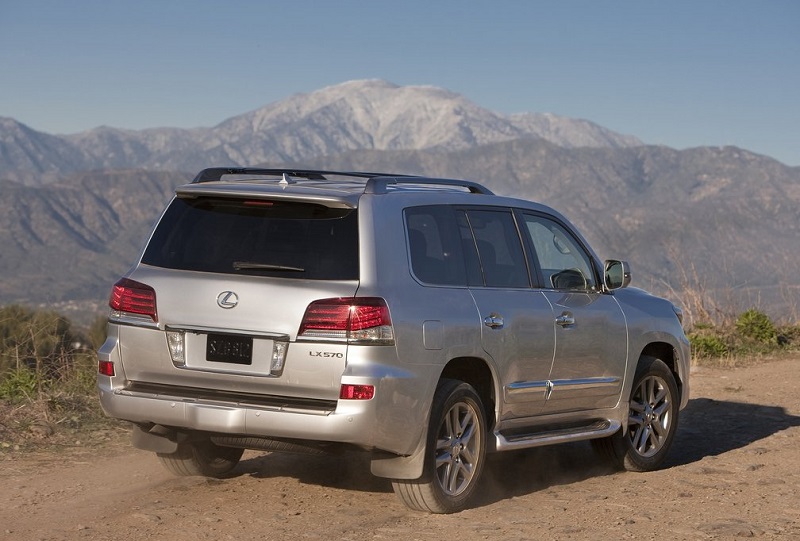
[113,192,362,402]
[117,266,359,401]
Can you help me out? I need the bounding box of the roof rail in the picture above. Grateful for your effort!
[189,167,493,195]
[364,176,494,195]
[190,167,414,183]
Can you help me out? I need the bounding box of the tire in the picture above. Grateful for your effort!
[593,356,679,472]
[157,440,244,478]
[392,379,486,513]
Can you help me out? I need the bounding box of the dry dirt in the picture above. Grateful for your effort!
[2,356,799,541]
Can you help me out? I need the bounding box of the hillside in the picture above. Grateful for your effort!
[0,142,797,325]
[0,79,797,324]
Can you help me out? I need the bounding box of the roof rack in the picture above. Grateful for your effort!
[363,176,493,195]
[191,167,404,183]
[189,167,494,195]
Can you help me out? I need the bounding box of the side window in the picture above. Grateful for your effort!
[464,209,530,288]
[456,212,484,287]
[522,214,596,290]
[404,206,467,286]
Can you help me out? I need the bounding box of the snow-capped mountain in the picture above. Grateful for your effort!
[1,80,642,183]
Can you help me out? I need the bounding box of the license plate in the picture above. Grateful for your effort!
[206,334,253,365]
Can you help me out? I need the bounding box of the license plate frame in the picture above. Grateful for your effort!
[206,333,253,365]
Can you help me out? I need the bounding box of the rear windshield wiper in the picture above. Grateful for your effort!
[233,261,305,272]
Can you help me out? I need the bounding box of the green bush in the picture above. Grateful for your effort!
[687,307,799,364]
[689,332,729,359]
[0,304,95,400]
[1,306,112,450]
[0,367,39,401]
[735,308,778,345]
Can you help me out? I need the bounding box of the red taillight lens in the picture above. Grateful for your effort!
[300,300,352,333]
[298,297,393,343]
[349,302,390,331]
[340,384,375,400]
[109,278,158,322]
[98,360,115,376]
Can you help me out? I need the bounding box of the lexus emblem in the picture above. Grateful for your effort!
[216,291,239,309]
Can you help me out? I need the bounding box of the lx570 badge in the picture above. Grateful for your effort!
[309,351,344,358]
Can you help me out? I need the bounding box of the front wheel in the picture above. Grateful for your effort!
[392,379,486,513]
[593,356,679,472]
[157,440,244,478]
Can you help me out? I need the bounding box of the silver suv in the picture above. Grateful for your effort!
[98,168,690,513]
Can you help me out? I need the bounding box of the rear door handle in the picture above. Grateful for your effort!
[483,314,504,329]
[556,312,575,327]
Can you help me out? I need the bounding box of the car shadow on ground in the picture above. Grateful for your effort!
[230,397,800,505]
[474,397,800,508]
[236,450,393,493]
[665,397,800,467]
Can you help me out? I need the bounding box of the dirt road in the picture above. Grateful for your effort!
[2,357,799,541]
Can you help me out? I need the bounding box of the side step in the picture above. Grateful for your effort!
[494,419,621,452]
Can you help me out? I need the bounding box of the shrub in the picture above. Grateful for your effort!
[735,308,778,345]
[0,305,79,376]
[689,332,729,359]
[0,367,39,401]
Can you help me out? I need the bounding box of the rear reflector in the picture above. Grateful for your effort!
[340,384,375,400]
[298,297,394,344]
[109,278,158,322]
[98,360,115,376]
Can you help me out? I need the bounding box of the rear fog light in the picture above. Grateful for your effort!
[340,384,375,400]
[98,360,115,376]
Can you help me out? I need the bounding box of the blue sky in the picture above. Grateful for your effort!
[1,1,798,165]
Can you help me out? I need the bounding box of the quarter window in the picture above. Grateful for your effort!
[405,206,468,286]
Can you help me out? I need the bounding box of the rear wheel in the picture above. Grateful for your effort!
[392,379,486,513]
[593,356,679,471]
[157,440,244,478]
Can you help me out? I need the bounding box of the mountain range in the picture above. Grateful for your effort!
[1,80,640,185]
[0,80,797,325]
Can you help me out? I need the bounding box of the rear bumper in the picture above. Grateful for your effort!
[98,382,383,448]
[97,331,434,457]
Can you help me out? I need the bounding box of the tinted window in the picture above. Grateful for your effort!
[142,197,359,280]
[405,206,467,286]
[522,214,596,290]
[464,210,530,288]
[456,211,484,287]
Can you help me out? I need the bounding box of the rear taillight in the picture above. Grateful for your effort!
[298,297,394,344]
[109,278,158,322]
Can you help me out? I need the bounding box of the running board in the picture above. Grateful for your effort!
[493,419,621,452]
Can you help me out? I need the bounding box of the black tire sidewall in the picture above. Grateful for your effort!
[622,356,680,471]
[193,441,245,477]
[421,378,487,512]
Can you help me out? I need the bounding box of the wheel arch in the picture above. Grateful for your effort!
[639,341,685,401]
[440,356,497,432]
[371,355,496,481]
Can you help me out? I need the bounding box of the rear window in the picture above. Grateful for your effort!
[141,197,359,280]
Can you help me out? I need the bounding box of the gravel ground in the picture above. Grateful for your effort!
[1,356,799,540]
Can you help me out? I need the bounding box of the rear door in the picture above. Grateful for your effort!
[460,208,556,419]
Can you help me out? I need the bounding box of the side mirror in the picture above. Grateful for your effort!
[604,260,631,290]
